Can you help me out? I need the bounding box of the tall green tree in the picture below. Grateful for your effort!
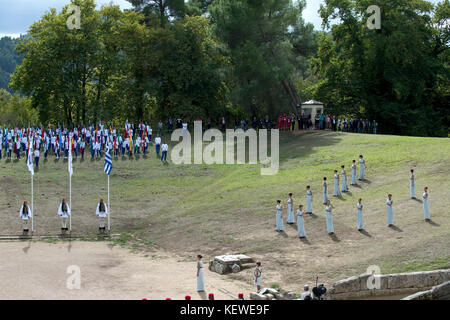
[210,0,316,117]
[127,0,185,27]
[312,0,449,136]
[0,37,22,92]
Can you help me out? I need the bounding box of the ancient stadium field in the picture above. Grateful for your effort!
[0,131,449,299]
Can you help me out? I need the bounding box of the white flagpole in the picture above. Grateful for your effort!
[69,174,72,232]
[31,173,34,233]
[108,174,110,233]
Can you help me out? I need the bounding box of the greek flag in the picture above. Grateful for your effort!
[68,137,73,177]
[27,139,34,176]
[104,147,113,175]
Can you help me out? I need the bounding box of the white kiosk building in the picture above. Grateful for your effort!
[301,100,324,120]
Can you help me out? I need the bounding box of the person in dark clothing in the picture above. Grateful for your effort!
[252,117,258,130]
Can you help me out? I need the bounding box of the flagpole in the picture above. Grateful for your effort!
[69,173,72,232]
[31,173,34,233]
[108,174,110,233]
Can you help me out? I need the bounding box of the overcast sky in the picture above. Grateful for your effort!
[0,0,443,38]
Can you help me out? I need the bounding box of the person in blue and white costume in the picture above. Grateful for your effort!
[356,198,364,231]
[423,187,430,222]
[287,193,295,224]
[351,160,358,185]
[275,200,284,232]
[333,170,341,197]
[386,194,394,227]
[155,134,162,158]
[306,186,313,214]
[19,200,32,233]
[341,165,349,192]
[358,155,366,180]
[96,198,108,233]
[254,262,262,292]
[325,200,335,235]
[297,205,306,239]
[410,169,416,199]
[58,198,71,232]
[322,177,328,204]
[196,255,205,292]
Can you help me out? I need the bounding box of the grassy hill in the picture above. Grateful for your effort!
[0,131,449,290]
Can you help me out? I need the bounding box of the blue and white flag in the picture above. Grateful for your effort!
[27,139,34,176]
[68,135,73,177]
[104,147,113,175]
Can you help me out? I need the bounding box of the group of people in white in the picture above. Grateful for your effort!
[19,198,109,234]
[275,156,431,237]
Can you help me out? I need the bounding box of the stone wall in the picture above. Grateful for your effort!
[402,281,450,300]
[327,269,450,300]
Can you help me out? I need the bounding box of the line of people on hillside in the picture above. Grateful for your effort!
[274,158,431,238]
[275,113,378,134]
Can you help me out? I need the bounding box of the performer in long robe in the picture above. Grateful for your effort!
[351,160,357,185]
[358,155,366,180]
[323,177,328,204]
[341,165,349,192]
[333,170,341,197]
[410,169,416,199]
[96,198,108,233]
[297,205,306,239]
[19,201,32,233]
[287,193,295,224]
[325,200,334,235]
[254,262,262,291]
[197,255,205,292]
[58,198,71,232]
[357,199,364,231]
[306,186,313,214]
[275,200,284,232]
[423,187,430,222]
[386,194,394,227]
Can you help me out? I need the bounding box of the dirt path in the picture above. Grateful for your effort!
[0,240,254,300]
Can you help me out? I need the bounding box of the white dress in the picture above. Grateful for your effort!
[341,170,349,191]
[351,164,357,185]
[423,192,430,220]
[254,267,262,286]
[325,206,334,233]
[287,198,295,223]
[410,174,415,198]
[306,190,313,213]
[197,261,205,291]
[323,182,328,204]
[359,159,365,179]
[297,210,306,237]
[357,203,363,230]
[386,199,394,225]
[276,204,284,231]
[333,173,341,196]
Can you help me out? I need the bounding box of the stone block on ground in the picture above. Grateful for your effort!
[209,254,255,275]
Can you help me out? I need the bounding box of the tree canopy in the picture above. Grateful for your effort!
[1,0,448,136]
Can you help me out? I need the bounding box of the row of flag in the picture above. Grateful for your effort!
[26,134,113,177]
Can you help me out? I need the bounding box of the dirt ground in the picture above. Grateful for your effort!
[0,240,254,300]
